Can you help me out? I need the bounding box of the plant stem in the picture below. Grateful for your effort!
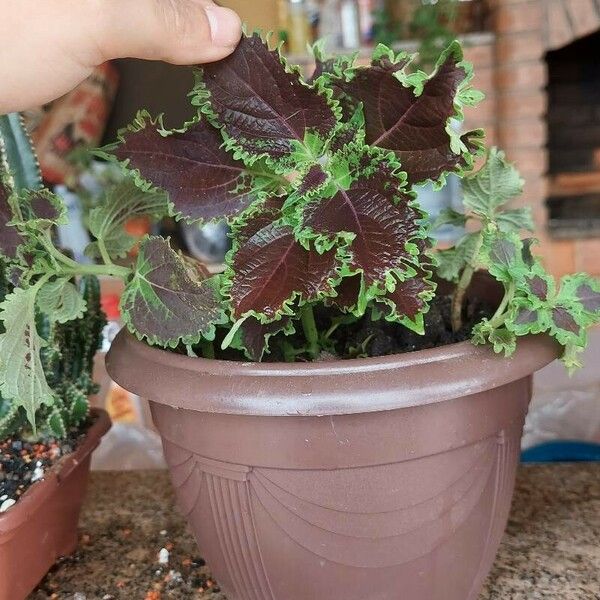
[42,233,130,280]
[200,339,215,359]
[488,281,515,328]
[97,238,115,267]
[451,232,484,333]
[301,304,320,360]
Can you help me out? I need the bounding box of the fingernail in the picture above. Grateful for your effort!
[205,6,242,47]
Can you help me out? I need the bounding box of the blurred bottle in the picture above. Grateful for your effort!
[340,0,362,48]
[287,0,312,55]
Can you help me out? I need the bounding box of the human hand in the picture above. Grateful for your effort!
[0,0,242,113]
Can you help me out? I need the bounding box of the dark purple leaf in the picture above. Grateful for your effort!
[526,275,548,301]
[114,119,256,222]
[0,179,21,259]
[521,238,535,267]
[237,316,291,361]
[120,237,225,346]
[515,308,539,326]
[336,45,475,183]
[302,173,423,287]
[552,307,579,334]
[378,276,433,320]
[489,238,517,267]
[233,196,285,245]
[296,165,328,196]
[198,34,337,164]
[576,283,600,312]
[18,189,64,223]
[329,274,361,311]
[229,222,338,320]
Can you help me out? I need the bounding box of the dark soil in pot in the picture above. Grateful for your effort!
[0,421,93,515]
[0,409,111,600]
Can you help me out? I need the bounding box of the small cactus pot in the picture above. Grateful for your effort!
[0,409,111,600]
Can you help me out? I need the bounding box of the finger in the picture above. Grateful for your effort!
[91,0,242,65]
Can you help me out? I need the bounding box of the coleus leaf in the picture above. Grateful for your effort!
[556,274,600,323]
[505,300,551,336]
[334,42,482,184]
[9,188,66,230]
[0,176,22,260]
[374,274,436,333]
[435,232,480,282]
[86,177,168,260]
[432,207,468,230]
[192,33,339,173]
[462,148,523,219]
[120,236,227,347]
[110,113,278,224]
[37,277,87,324]
[228,316,295,361]
[300,169,425,293]
[496,207,534,232]
[0,285,55,429]
[227,220,339,321]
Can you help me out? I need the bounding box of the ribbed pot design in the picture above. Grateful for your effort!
[107,331,559,600]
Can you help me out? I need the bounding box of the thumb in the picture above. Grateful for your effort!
[93,0,242,65]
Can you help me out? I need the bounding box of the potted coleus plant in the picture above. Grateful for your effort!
[0,114,111,600]
[5,34,600,599]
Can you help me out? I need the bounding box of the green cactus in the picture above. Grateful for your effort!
[1,113,106,441]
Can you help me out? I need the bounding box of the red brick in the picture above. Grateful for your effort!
[464,44,494,68]
[547,0,575,50]
[575,239,600,276]
[495,32,545,63]
[539,238,577,279]
[495,2,544,34]
[565,0,600,39]
[498,117,547,148]
[471,66,495,96]
[497,90,547,120]
[496,61,547,91]
[505,147,548,175]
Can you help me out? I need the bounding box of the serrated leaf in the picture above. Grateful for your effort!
[229,316,295,361]
[228,221,339,321]
[193,33,338,172]
[86,178,167,259]
[37,278,87,324]
[0,177,22,259]
[9,188,66,229]
[335,43,480,184]
[557,274,600,319]
[120,237,226,347]
[462,148,523,218]
[300,170,425,294]
[374,274,435,332]
[0,286,55,428]
[435,232,480,282]
[505,300,551,336]
[549,305,585,346]
[111,114,275,224]
[432,207,467,230]
[472,319,516,356]
[496,207,534,232]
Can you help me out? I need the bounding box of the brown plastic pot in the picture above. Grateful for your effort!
[0,409,111,600]
[107,323,559,600]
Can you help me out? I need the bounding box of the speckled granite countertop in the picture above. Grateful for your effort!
[31,464,600,599]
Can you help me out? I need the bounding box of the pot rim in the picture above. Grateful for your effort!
[106,329,561,417]
[0,408,111,536]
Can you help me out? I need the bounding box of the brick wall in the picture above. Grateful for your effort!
[493,0,600,278]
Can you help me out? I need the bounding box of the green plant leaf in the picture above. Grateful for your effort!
[462,148,523,219]
[120,237,227,347]
[0,176,22,260]
[432,207,467,230]
[86,178,168,260]
[9,188,66,230]
[37,277,87,324]
[496,207,534,232]
[192,33,339,174]
[435,232,480,282]
[228,316,295,361]
[0,285,55,429]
